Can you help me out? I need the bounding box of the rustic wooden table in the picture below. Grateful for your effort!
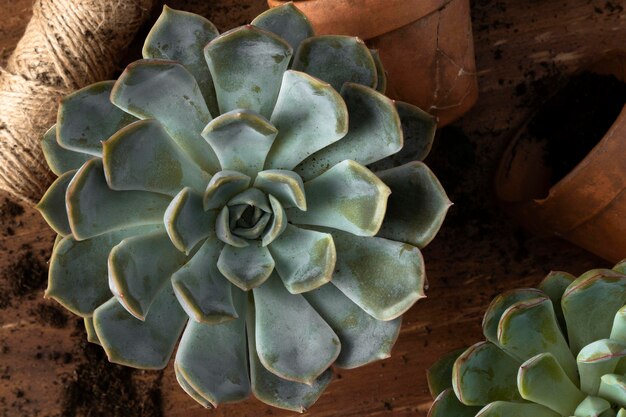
[1,0,623,416]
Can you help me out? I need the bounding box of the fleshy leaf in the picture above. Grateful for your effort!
[574,396,612,417]
[329,230,425,321]
[452,341,522,406]
[578,339,626,395]
[562,269,626,354]
[304,283,401,369]
[599,374,626,408]
[292,36,377,92]
[47,225,160,317]
[429,389,481,417]
[261,194,287,247]
[41,125,91,176]
[111,59,219,173]
[517,353,585,416]
[539,271,576,331]
[497,296,578,384]
[108,231,188,319]
[204,25,292,119]
[287,160,390,237]
[143,5,220,116]
[376,161,451,248]
[84,317,101,345]
[476,402,561,417]
[57,81,136,156]
[615,260,626,274]
[164,188,216,254]
[251,4,314,53]
[174,291,250,407]
[611,306,626,343]
[203,171,251,210]
[66,159,170,240]
[215,206,249,248]
[94,287,187,370]
[265,70,348,170]
[253,273,340,384]
[254,170,306,210]
[171,237,237,323]
[247,298,332,412]
[218,242,275,290]
[370,50,387,94]
[296,83,402,181]
[268,224,335,294]
[175,363,213,409]
[37,170,75,236]
[202,110,277,177]
[103,119,210,195]
[427,348,466,397]
[228,187,271,211]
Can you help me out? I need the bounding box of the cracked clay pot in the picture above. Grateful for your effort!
[267,0,479,126]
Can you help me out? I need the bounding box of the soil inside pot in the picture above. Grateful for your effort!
[527,72,626,185]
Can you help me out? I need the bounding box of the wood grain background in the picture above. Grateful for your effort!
[1,0,624,416]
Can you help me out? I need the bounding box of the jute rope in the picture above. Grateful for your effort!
[0,0,154,205]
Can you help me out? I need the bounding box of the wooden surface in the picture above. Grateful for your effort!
[1,0,624,416]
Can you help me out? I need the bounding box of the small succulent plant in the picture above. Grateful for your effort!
[37,3,451,411]
[428,261,626,417]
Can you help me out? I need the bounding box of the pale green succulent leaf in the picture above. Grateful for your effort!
[482,288,547,346]
[57,80,136,156]
[268,224,335,294]
[202,109,277,176]
[94,286,187,370]
[228,187,271,211]
[427,348,466,397]
[203,171,251,210]
[618,408,626,417]
[615,260,626,274]
[539,271,576,332]
[215,206,249,248]
[611,306,626,343]
[164,188,216,254]
[251,3,314,53]
[370,50,387,94]
[171,237,237,323]
[204,25,292,119]
[452,341,522,406]
[108,230,188,320]
[429,388,481,417]
[174,363,213,409]
[497,296,578,385]
[574,395,612,417]
[253,273,340,384]
[517,353,585,416]
[304,282,401,369]
[37,170,75,236]
[288,160,390,237]
[47,225,161,317]
[562,269,626,355]
[395,101,437,162]
[66,159,171,240]
[84,317,101,345]
[296,83,401,180]
[577,339,626,396]
[329,230,425,321]
[111,59,219,173]
[254,170,306,210]
[265,70,348,170]
[262,194,288,247]
[103,119,210,196]
[247,298,333,412]
[476,401,561,417]
[599,374,626,408]
[292,36,377,92]
[233,213,271,239]
[218,242,275,290]
[41,125,91,176]
[174,291,250,407]
[143,5,220,116]
[376,161,451,248]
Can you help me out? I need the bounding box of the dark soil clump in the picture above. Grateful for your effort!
[32,303,68,328]
[6,248,47,297]
[527,72,626,184]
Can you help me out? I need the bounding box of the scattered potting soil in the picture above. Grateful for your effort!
[5,248,47,298]
[32,303,68,329]
[527,72,626,184]
[61,342,163,417]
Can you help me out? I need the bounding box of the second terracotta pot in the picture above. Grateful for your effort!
[267,0,478,126]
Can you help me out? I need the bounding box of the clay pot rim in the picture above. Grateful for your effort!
[267,0,456,39]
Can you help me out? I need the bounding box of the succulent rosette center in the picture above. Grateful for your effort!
[36,3,451,412]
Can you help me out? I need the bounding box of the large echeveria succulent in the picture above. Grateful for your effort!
[428,261,626,417]
[37,4,450,411]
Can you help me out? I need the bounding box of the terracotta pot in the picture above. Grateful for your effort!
[495,51,626,263]
[267,0,478,126]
